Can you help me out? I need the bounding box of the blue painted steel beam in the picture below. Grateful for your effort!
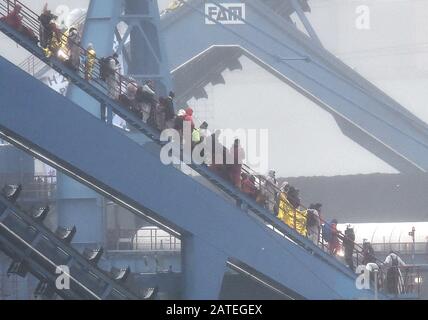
[161,0,428,173]
[0,17,340,268]
[0,12,369,279]
[289,0,322,46]
[61,0,120,251]
[0,56,380,299]
[62,0,173,250]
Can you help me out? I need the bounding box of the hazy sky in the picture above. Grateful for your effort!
[2,0,428,177]
[188,0,428,177]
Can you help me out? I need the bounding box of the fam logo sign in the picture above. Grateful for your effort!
[205,3,246,25]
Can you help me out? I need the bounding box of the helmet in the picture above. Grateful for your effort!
[281,181,289,191]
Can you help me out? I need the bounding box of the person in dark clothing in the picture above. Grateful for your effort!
[135,81,157,124]
[343,225,356,271]
[209,130,229,180]
[383,251,405,296]
[154,97,168,131]
[362,240,376,265]
[229,139,245,189]
[287,186,301,209]
[165,91,176,128]
[39,6,56,48]
[39,5,61,56]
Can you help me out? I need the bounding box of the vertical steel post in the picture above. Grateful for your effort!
[60,0,172,252]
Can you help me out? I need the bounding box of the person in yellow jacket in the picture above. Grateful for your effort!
[167,0,181,11]
[84,43,96,80]
[277,185,307,236]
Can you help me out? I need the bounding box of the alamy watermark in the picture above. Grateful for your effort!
[159,123,269,174]
[355,263,379,291]
[55,265,71,290]
[355,5,370,30]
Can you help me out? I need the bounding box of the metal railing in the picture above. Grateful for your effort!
[18,11,87,76]
[0,0,398,278]
[399,265,422,296]
[0,0,362,265]
[0,173,56,201]
[106,228,181,252]
[0,0,116,97]
[202,146,370,268]
[374,264,422,297]
[371,242,428,255]
[1,0,314,254]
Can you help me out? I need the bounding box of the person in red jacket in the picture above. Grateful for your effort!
[1,5,36,41]
[184,107,195,131]
[241,174,257,199]
[229,139,245,189]
[1,4,22,29]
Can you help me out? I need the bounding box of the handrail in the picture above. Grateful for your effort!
[0,1,161,105]
[18,11,87,75]
[0,0,380,275]
[190,112,370,268]
[107,227,181,251]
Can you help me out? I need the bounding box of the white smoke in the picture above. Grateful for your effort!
[64,8,87,29]
[54,6,87,29]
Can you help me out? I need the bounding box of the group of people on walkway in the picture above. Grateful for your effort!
[2,2,413,297]
[0,3,37,42]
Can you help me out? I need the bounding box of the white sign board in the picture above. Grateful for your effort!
[205,3,246,25]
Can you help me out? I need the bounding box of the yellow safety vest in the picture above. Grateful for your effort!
[87,49,96,67]
[192,128,201,143]
[277,192,307,236]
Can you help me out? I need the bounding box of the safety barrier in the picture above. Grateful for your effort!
[106,227,181,252]
[0,0,381,277]
[18,12,87,76]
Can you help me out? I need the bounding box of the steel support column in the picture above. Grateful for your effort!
[181,235,227,299]
[59,0,172,250]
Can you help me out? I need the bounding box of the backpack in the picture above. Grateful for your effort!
[391,255,399,267]
[287,187,300,209]
[306,209,317,228]
[386,255,400,293]
[99,57,111,81]
[322,223,332,243]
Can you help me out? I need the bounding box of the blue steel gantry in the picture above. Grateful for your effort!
[0,53,378,299]
[59,0,173,252]
[0,0,382,298]
[161,0,428,174]
[2,0,423,299]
